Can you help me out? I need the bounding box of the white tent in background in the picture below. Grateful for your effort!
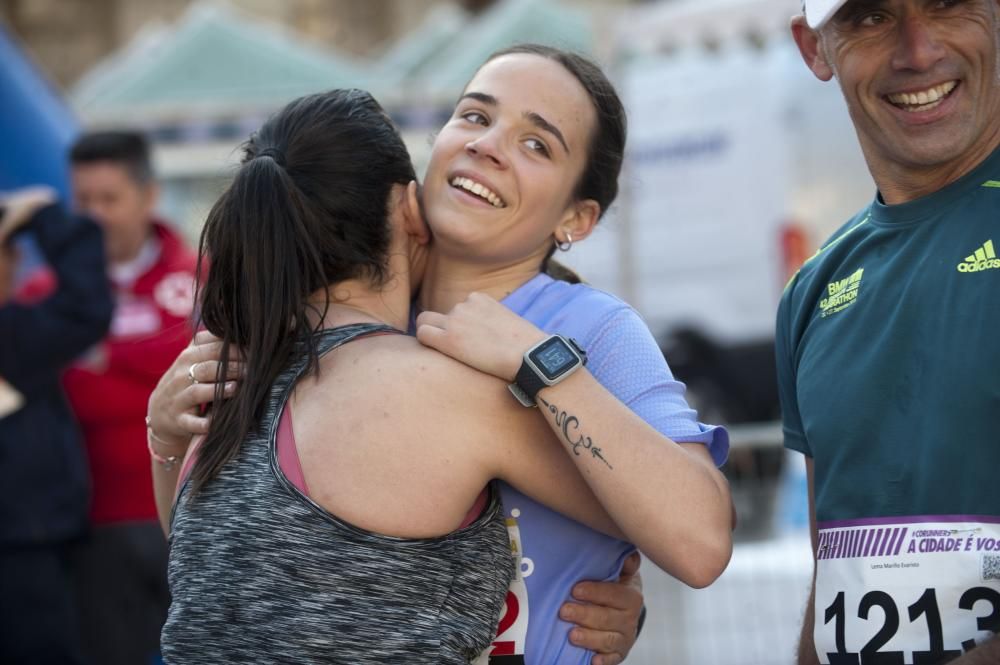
[71,1,370,130]
[615,0,801,56]
[557,0,872,348]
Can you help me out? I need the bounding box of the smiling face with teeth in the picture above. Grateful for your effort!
[449,175,506,208]
[420,53,600,269]
[793,0,1000,202]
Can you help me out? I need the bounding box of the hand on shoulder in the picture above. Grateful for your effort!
[415,292,547,381]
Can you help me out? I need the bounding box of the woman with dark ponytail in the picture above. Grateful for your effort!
[155,89,631,664]
[188,89,411,496]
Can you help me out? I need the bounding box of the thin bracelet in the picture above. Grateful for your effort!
[148,434,182,472]
[145,415,183,448]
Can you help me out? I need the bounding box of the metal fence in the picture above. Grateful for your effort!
[629,424,814,665]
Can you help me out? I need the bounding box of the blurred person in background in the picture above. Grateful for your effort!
[0,187,113,664]
[780,0,1000,662]
[64,131,197,665]
[0,233,15,305]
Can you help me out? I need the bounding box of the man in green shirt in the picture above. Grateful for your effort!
[778,1,1000,663]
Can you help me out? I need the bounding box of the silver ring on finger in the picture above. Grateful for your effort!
[188,363,200,385]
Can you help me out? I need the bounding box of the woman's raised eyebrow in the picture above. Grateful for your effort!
[459,91,497,106]
[458,91,569,154]
[524,111,569,154]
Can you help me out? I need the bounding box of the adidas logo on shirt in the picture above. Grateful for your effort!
[957,239,1000,273]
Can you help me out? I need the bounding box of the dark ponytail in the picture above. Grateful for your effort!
[190,89,415,495]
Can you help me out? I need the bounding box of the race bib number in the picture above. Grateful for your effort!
[814,516,1000,664]
[474,510,534,665]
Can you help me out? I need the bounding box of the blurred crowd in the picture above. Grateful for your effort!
[1,131,196,664]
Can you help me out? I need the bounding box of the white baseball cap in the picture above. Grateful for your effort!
[803,0,848,28]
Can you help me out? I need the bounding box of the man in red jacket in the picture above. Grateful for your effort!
[64,131,197,665]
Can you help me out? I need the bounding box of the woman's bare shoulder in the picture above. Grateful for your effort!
[310,333,509,410]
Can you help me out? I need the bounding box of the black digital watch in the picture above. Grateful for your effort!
[508,335,587,407]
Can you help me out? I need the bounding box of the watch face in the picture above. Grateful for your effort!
[528,336,580,380]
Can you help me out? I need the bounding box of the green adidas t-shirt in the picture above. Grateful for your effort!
[777,145,1000,522]
[777,147,1000,659]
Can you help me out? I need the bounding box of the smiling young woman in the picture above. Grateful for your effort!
[413,45,733,664]
[418,51,600,279]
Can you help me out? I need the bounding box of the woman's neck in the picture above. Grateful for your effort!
[417,250,542,314]
[308,277,411,332]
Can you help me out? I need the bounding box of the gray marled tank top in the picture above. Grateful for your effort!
[162,323,514,664]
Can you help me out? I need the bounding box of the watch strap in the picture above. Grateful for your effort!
[510,359,549,406]
[507,382,536,408]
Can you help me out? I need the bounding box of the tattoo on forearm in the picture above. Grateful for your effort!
[538,397,613,470]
